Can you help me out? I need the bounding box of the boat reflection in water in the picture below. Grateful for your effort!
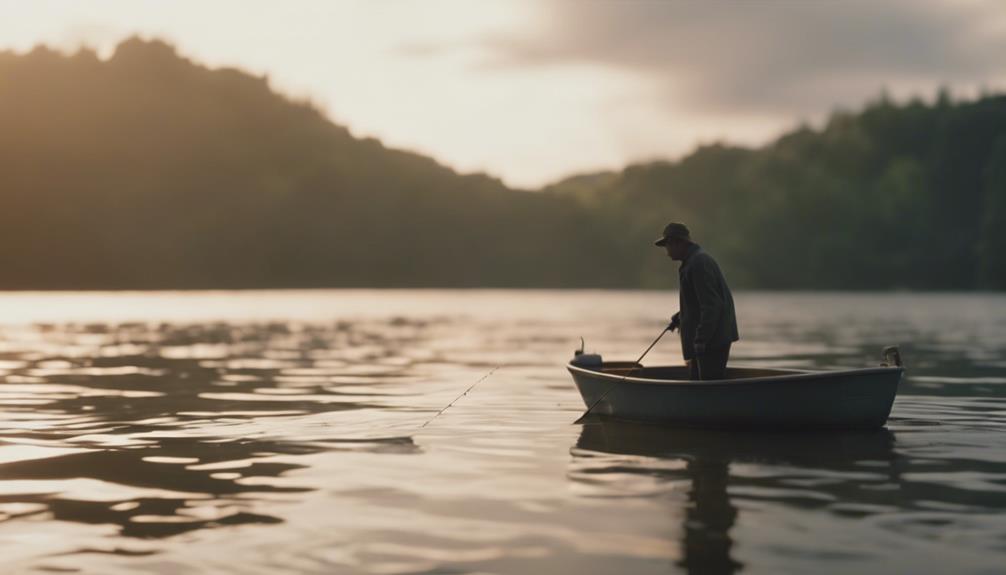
[571,418,900,574]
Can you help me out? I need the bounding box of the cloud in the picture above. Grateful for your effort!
[473,0,1006,115]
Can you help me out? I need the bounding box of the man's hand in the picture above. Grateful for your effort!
[668,312,680,332]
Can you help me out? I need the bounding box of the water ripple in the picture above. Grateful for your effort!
[0,291,1002,574]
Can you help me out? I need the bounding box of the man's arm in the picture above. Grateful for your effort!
[692,258,724,353]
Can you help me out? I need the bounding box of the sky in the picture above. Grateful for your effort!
[1,0,1005,188]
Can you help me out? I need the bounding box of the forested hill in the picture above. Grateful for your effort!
[0,38,605,288]
[547,91,1006,290]
[2,38,1005,290]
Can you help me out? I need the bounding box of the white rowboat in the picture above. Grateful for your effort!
[568,348,903,429]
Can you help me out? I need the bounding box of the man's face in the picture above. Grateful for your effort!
[664,238,688,260]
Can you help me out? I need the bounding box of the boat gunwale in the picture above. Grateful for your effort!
[567,362,904,386]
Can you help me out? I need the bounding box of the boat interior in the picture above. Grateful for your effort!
[594,362,809,381]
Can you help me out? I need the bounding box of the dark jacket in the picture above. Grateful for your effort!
[675,243,739,359]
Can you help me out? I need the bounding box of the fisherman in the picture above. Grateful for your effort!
[655,222,739,380]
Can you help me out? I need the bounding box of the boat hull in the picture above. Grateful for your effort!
[569,364,903,429]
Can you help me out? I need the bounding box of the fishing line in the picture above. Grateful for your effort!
[418,363,504,429]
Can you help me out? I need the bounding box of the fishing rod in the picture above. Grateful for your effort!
[574,326,670,424]
[418,364,504,429]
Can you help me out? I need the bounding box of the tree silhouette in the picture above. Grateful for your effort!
[1,38,1004,290]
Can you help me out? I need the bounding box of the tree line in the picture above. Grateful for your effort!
[1,38,1004,289]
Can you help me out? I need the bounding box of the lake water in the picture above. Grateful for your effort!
[0,290,1003,574]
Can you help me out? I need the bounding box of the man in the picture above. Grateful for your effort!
[655,222,739,380]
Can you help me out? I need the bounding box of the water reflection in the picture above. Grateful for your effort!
[0,291,1002,573]
[572,419,900,574]
[0,321,421,546]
